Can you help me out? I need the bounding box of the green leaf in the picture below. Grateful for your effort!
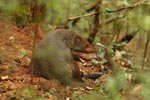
[19,48,26,58]
[96,42,105,47]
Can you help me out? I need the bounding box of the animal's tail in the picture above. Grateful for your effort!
[83,72,104,80]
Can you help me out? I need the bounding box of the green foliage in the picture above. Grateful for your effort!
[105,71,126,100]
[0,0,19,13]
[19,48,27,58]
[0,0,149,32]
[72,91,107,100]
[11,87,44,100]
[136,72,150,100]
[1,0,150,100]
[95,43,108,64]
[128,12,150,31]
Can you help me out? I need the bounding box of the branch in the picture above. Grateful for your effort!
[67,12,98,21]
[105,0,144,13]
[141,32,150,70]
[67,0,145,22]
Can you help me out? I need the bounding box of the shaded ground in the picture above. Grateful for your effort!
[1,20,149,100]
[0,22,105,100]
[0,23,62,99]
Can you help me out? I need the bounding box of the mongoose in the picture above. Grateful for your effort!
[33,29,102,85]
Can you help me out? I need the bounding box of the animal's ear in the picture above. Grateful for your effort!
[74,36,82,43]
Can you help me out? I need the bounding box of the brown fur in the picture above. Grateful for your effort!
[33,29,94,85]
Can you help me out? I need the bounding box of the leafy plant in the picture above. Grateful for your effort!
[11,87,44,100]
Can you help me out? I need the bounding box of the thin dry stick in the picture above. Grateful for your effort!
[116,23,123,42]
[104,15,125,25]
[68,12,99,21]
[87,2,101,44]
[67,0,143,22]
[141,32,150,70]
[30,23,38,83]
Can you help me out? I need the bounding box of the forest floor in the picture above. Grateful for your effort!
[0,23,107,100]
[1,19,148,100]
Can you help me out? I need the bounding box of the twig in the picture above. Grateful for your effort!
[67,0,145,22]
[104,14,125,25]
[106,0,146,13]
[141,32,150,70]
[86,0,102,12]
[68,12,98,21]
[87,2,101,44]
[30,23,38,84]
